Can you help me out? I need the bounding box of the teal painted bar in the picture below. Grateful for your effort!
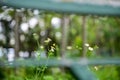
[0,58,120,80]
[0,0,120,16]
[70,65,97,80]
[1,58,120,67]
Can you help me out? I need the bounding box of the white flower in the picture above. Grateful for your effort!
[50,46,55,52]
[40,45,44,49]
[44,38,52,43]
[88,47,93,51]
[85,43,89,47]
[50,48,54,52]
[94,66,98,70]
[67,46,72,50]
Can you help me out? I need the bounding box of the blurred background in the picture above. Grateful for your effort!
[0,0,120,80]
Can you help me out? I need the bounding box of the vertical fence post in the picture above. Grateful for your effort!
[82,16,87,57]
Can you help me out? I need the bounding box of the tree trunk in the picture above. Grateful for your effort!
[14,12,21,59]
[60,15,69,58]
[81,16,87,57]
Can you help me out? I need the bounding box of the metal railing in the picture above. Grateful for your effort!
[1,58,120,80]
[0,0,120,16]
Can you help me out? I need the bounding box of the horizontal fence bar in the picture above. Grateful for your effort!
[0,58,120,67]
[0,58,119,80]
[0,0,120,16]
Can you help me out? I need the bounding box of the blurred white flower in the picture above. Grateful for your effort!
[94,66,98,70]
[51,17,61,29]
[50,48,54,52]
[33,9,39,15]
[29,17,38,28]
[40,45,44,49]
[88,47,93,51]
[44,38,52,43]
[20,22,29,32]
[85,43,89,47]
[67,46,72,50]
[55,32,61,39]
